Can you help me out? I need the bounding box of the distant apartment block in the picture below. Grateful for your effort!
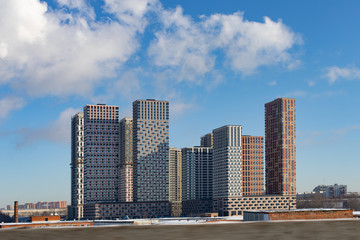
[200,133,213,148]
[132,99,169,202]
[169,147,182,202]
[70,112,84,219]
[313,184,347,198]
[119,117,133,202]
[213,125,243,199]
[265,98,296,195]
[83,104,120,204]
[182,147,213,201]
[242,135,264,196]
[7,201,67,210]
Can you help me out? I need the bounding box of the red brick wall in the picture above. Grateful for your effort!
[0,221,93,229]
[269,210,353,220]
[30,216,61,222]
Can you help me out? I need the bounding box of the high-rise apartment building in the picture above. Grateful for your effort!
[181,147,213,201]
[200,133,213,148]
[242,135,264,196]
[83,104,120,204]
[119,117,133,202]
[265,98,296,195]
[70,112,84,219]
[169,147,182,202]
[212,125,242,199]
[132,99,169,202]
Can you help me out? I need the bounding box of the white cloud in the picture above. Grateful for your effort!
[0,96,26,118]
[16,107,80,146]
[307,81,315,87]
[311,90,345,99]
[299,125,360,146]
[170,101,195,119]
[325,66,360,84]
[103,0,159,31]
[148,6,215,82]
[269,81,277,86]
[279,90,307,98]
[0,0,301,107]
[92,69,142,103]
[56,0,95,19]
[0,0,148,97]
[149,9,301,82]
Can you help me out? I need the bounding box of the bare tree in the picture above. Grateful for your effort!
[347,194,360,210]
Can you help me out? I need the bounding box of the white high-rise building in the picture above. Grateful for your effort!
[70,112,84,219]
[212,125,242,199]
[132,99,169,202]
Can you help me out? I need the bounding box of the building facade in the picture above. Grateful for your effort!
[212,125,243,199]
[132,99,169,202]
[265,98,296,195]
[242,135,264,196]
[213,195,296,216]
[70,113,84,219]
[169,147,182,202]
[181,147,213,201]
[119,117,133,202]
[200,133,213,148]
[83,104,120,204]
[84,201,171,220]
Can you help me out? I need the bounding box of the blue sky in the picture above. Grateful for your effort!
[0,0,359,207]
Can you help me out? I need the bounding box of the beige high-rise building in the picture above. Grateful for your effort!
[265,98,296,195]
[169,147,182,202]
[119,117,133,202]
[70,112,84,220]
[132,99,169,202]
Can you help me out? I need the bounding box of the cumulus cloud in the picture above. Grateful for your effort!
[0,96,26,119]
[16,107,80,146]
[103,0,159,30]
[149,9,301,82]
[0,0,149,97]
[0,0,301,106]
[325,66,360,84]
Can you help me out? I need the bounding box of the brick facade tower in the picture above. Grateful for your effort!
[265,98,296,195]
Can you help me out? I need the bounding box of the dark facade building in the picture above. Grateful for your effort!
[265,98,296,195]
[200,133,213,148]
[83,104,120,204]
[181,147,213,201]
